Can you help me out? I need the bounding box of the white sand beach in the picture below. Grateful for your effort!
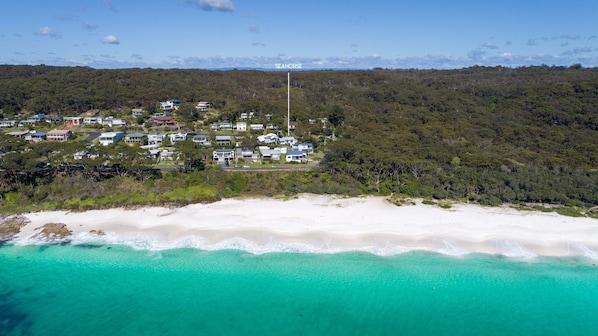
[16,195,598,259]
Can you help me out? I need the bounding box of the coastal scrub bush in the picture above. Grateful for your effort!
[160,185,220,205]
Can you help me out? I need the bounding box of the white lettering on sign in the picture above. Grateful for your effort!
[274,63,303,69]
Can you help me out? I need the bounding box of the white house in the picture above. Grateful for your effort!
[292,143,314,154]
[249,124,264,131]
[160,99,180,113]
[240,112,255,119]
[169,132,188,144]
[257,133,278,145]
[131,108,145,117]
[0,120,16,128]
[102,117,126,128]
[192,134,210,145]
[285,150,307,163]
[236,122,247,132]
[83,117,101,125]
[196,101,210,112]
[213,149,235,166]
[279,136,297,146]
[215,135,232,146]
[258,147,281,161]
[98,132,124,146]
[147,133,167,145]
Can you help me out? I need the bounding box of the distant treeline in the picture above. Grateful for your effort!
[1,65,597,210]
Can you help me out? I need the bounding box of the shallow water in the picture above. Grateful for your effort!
[1,244,597,335]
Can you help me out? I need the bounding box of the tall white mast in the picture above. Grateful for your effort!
[287,71,291,136]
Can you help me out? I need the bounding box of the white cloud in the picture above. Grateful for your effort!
[527,39,537,46]
[35,27,60,38]
[252,42,265,47]
[131,54,143,60]
[197,0,234,12]
[101,35,119,44]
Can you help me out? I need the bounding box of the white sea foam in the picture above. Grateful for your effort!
[9,230,598,260]
[568,243,598,260]
[494,240,537,259]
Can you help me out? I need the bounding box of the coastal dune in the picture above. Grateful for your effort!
[15,195,598,259]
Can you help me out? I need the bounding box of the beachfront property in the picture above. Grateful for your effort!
[160,149,176,160]
[292,143,314,154]
[238,148,260,162]
[213,149,235,166]
[98,132,124,146]
[258,147,282,161]
[46,129,73,142]
[285,150,308,163]
[140,144,160,159]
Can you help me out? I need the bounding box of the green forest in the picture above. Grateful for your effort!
[1,65,597,213]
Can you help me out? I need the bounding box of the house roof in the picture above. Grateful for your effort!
[126,132,146,137]
[47,130,71,135]
[286,150,306,156]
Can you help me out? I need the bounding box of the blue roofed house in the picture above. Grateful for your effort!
[25,131,47,143]
[292,143,314,154]
[192,134,211,146]
[285,150,307,163]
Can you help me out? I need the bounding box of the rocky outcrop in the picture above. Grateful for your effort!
[0,215,30,243]
[33,223,73,243]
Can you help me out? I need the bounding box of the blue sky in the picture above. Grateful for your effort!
[1,0,597,69]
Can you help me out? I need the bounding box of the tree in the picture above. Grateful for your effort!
[174,141,207,173]
[328,105,345,127]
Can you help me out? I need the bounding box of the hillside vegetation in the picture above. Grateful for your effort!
[1,65,597,211]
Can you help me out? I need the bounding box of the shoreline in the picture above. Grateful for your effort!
[9,194,598,259]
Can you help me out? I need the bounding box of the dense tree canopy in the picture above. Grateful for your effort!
[1,65,597,209]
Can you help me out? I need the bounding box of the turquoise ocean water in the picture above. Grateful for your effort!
[1,244,597,335]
